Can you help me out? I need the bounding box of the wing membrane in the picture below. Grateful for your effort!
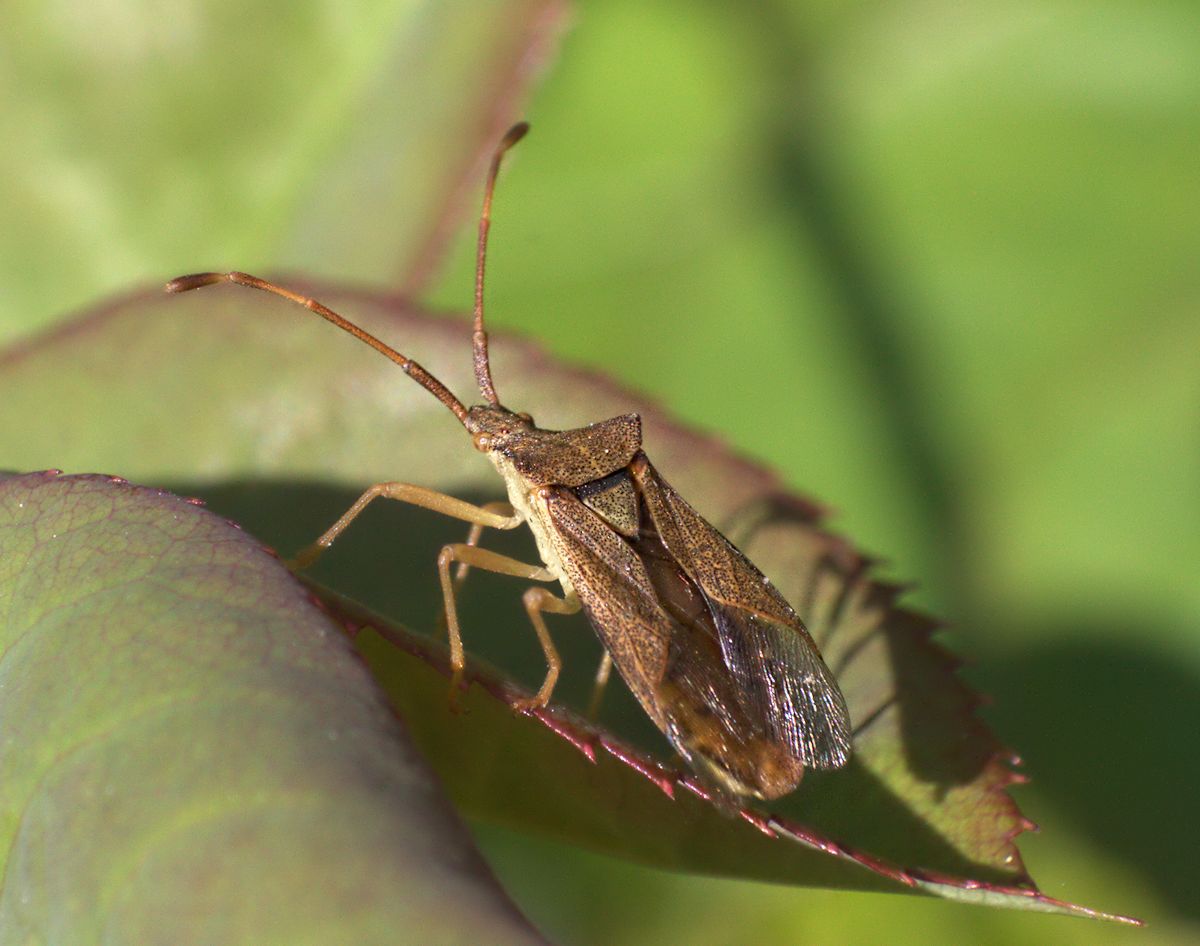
[710,605,852,769]
[634,457,853,771]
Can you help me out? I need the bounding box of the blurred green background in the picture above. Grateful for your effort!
[2,1,1196,943]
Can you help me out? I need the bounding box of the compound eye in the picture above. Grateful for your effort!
[473,433,493,451]
[516,412,533,424]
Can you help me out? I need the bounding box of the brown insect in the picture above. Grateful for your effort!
[166,123,851,799]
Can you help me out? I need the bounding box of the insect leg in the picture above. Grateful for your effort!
[453,501,516,588]
[514,587,582,712]
[290,483,522,569]
[586,650,613,719]
[436,543,556,708]
[439,501,515,642]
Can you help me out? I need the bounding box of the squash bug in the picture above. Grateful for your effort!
[166,123,852,799]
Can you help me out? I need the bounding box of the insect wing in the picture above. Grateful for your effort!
[542,457,851,798]
[543,481,795,797]
[630,457,853,771]
[539,481,674,730]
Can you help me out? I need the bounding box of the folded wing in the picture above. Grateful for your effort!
[541,453,851,799]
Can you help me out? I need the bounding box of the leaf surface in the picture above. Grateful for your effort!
[0,288,1136,923]
[0,471,547,945]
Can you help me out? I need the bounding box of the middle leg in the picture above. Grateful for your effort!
[453,501,516,588]
[437,543,555,706]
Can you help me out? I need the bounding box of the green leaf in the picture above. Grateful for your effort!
[0,1,1191,940]
[0,288,1137,924]
[0,471,547,945]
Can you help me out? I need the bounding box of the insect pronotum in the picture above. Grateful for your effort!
[167,122,852,800]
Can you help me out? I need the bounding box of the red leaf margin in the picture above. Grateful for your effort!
[324,588,1140,926]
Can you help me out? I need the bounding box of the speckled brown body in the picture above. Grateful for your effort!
[466,404,852,799]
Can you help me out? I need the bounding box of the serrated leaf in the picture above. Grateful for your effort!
[0,471,547,945]
[0,287,1138,923]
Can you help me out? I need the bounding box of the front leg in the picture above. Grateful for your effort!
[290,482,522,569]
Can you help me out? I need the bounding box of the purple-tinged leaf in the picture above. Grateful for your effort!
[0,472,547,945]
[0,286,1139,923]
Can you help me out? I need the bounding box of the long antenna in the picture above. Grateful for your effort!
[473,121,529,407]
[164,271,470,424]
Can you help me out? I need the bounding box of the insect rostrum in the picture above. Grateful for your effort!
[166,122,851,800]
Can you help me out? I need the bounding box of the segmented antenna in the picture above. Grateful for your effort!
[472,121,529,407]
[164,271,470,424]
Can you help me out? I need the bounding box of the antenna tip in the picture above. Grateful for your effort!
[165,272,227,294]
[501,122,530,150]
